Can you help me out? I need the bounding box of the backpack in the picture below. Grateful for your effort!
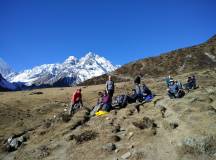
[135,84,151,95]
[144,94,154,102]
[177,90,185,98]
[115,95,128,108]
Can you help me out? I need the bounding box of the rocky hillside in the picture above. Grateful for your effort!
[0,69,216,160]
[80,35,216,86]
[0,74,17,91]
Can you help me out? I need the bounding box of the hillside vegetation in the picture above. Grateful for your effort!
[0,69,216,160]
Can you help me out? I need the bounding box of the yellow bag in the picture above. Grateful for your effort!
[95,110,108,116]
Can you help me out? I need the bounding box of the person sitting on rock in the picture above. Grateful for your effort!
[134,76,154,102]
[127,89,137,103]
[90,91,104,116]
[187,76,193,89]
[167,79,179,98]
[175,80,183,90]
[69,88,83,115]
[101,90,112,112]
[184,75,197,90]
[165,75,173,87]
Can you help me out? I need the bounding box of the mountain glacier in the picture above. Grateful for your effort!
[7,52,119,87]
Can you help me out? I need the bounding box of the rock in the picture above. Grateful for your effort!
[129,145,134,149]
[109,135,121,142]
[170,122,179,129]
[179,135,216,155]
[112,125,121,133]
[37,145,50,158]
[43,121,52,129]
[128,132,134,140]
[106,117,111,120]
[115,149,119,153]
[126,109,134,116]
[61,113,71,122]
[4,134,28,152]
[121,152,131,159]
[160,107,167,118]
[29,91,43,95]
[66,135,75,141]
[102,143,116,152]
[133,151,146,159]
[72,130,98,144]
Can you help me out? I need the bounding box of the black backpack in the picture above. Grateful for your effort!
[115,95,128,108]
[177,89,185,98]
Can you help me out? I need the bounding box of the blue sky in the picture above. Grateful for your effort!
[0,0,216,71]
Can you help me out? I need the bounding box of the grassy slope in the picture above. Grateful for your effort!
[0,69,216,160]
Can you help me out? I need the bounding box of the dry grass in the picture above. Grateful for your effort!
[1,69,216,160]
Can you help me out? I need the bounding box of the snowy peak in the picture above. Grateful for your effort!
[78,52,116,69]
[0,57,13,78]
[8,52,119,87]
[63,56,78,65]
[79,52,97,65]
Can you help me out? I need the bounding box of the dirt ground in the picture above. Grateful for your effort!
[0,69,216,160]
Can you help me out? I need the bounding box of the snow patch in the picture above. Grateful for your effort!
[204,52,216,62]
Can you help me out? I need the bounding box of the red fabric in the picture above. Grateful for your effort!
[71,91,81,103]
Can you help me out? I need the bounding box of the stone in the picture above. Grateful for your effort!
[121,152,131,159]
[169,122,179,129]
[115,149,120,153]
[109,135,121,142]
[128,132,134,139]
[102,143,116,152]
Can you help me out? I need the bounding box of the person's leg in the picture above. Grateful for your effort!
[73,102,81,113]
[168,91,175,99]
[69,103,74,115]
[108,90,114,103]
[90,104,101,116]
[69,101,81,115]
[102,104,111,112]
[102,104,108,111]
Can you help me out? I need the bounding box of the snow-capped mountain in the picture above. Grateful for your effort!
[0,58,13,78]
[0,73,17,91]
[8,52,119,87]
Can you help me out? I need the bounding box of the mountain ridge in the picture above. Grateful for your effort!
[4,52,119,88]
[0,58,13,78]
[80,35,216,86]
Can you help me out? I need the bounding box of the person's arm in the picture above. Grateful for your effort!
[106,81,108,92]
[113,81,115,91]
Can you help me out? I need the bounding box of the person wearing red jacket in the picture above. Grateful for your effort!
[69,88,83,115]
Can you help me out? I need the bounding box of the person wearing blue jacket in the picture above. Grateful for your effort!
[167,79,179,98]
